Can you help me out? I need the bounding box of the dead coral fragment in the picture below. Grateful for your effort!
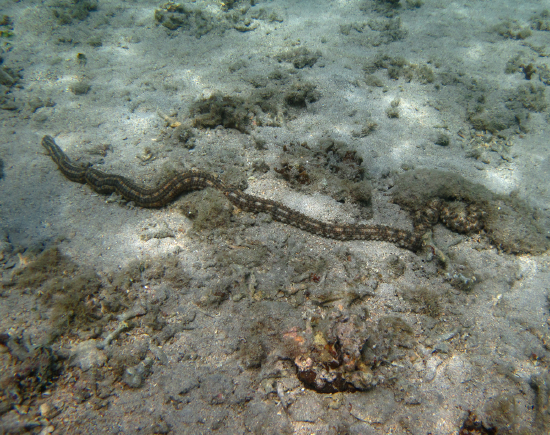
[122,357,154,388]
[294,315,377,393]
[295,354,376,394]
[459,411,497,435]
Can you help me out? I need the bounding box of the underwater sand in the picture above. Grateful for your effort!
[1,0,550,433]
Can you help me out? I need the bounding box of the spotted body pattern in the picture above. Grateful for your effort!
[43,135,481,252]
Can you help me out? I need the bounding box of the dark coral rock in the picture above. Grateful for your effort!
[459,411,497,435]
[294,315,377,393]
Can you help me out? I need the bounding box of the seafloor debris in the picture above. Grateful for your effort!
[295,352,376,393]
[293,314,377,393]
[290,310,420,394]
[0,333,60,419]
[122,357,154,388]
[458,411,497,435]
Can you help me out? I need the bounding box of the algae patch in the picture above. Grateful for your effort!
[10,247,121,338]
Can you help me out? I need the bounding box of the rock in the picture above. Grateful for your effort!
[425,355,442,382]
[122,357,153,388]
[199,374,234,404]
[347,388,396,424]
[70,339,107,371]
[348,423,377,435]
[244,401,292,435]
[289,395,323,422]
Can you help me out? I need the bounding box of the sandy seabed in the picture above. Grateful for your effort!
[1,1,550,434]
